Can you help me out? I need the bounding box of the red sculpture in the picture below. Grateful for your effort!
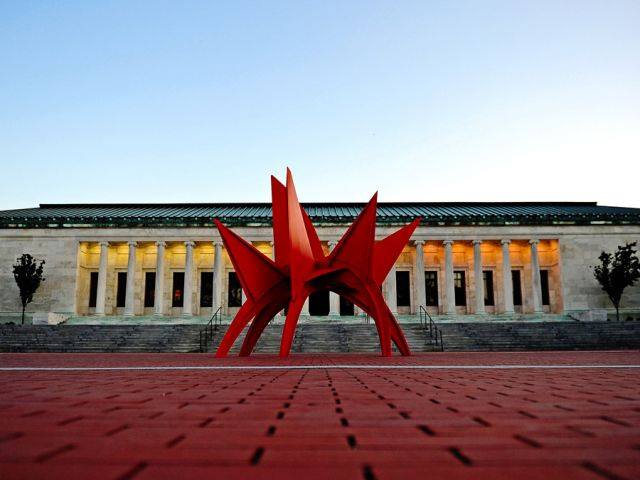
[214,169,420,357]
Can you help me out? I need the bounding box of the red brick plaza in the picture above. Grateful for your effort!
[1,351,640,479]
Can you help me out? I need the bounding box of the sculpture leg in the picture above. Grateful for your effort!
[215,301,256,358]
[367,303,392,357]
[240,300,286,356]
[369,298,410,356]
[387,313,411,355]
[337,288,392,357]
[279,295,306,357]
[367,285,393,356]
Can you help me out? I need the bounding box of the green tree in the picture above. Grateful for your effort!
[593,242,640,321]
[12,254,46,325]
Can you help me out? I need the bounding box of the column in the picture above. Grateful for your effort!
[443,240,455,314]
[385,265,398,315]
[94,241,109,316]
[328,241,340,316]
[501,239,514,314]
[123,241,137,316]
[413,240,426,312]
[153,241,166,316]
[183,241,194,316]
[301,297,310,316]
[473,240,486,315]
[212,241,223,312]
[530,239,543,313]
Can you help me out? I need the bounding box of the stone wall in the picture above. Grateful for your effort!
[0,236,78,316]
[560,233,640,313]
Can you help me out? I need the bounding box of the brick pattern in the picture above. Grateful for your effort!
[0,352,639,479]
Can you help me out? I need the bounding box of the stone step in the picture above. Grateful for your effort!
[2,321,640,353]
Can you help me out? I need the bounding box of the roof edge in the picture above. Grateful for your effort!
[37,201,601,209]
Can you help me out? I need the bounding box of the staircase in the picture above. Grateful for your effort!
[0,325,203,353]
[438,321,640,351]
[1,320,640,353]
[224,323,437,354]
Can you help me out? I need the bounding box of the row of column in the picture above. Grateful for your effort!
[93,237,544,316]
[409,239,543,314]
[93,240,224,317]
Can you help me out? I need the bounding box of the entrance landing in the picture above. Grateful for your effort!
[60,313,574,326]
[1,352,639,479]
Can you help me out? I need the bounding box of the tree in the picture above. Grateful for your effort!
[12,254,46,325]
[593,242,640,321]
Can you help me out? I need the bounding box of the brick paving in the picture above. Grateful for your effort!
[0,351,639,479]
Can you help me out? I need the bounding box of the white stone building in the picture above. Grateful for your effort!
[0,202,639,321]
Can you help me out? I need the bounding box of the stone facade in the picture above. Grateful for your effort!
[1,224,639,319]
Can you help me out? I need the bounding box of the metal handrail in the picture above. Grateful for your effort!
[199,306,222,352]
[418,305,444,352]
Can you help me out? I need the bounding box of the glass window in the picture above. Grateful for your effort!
[228,272,242,307]
[483,270,494,306]
[116,272,127,308]
[172,272,184,307]
[540,270,550,306]
[88,271,98,308]
[424,271,438,306]
[454,271,466,306]
[512,270,522,306]
[200,272,213,307]
[396,271,411,307]
[144,272,155,308]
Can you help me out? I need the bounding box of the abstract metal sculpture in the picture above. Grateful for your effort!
[214,169,421,357]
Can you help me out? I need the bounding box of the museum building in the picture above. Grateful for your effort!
[0,202,639,321]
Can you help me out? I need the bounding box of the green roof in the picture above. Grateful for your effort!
[0,202,639,228]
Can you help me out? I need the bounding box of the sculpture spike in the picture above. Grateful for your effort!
[329,192,378,279]
[214,171,419,357]
[270,176,290,269]
[372,218,421,285]
[214,219,285,302]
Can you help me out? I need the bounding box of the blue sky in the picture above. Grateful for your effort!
[1,1,639,209]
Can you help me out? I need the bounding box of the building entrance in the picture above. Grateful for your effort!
[340,296,354,316]
[308,289,330,316]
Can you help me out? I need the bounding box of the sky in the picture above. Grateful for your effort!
[1,1,639,210]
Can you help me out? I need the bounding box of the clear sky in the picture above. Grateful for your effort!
[1,1,639,210]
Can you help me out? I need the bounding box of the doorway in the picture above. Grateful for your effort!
[340,296,354,316]
[309,289,330,316]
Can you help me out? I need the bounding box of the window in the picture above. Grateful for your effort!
[88,271,99,308]
[396,271,411,307]
[172,272,184,307]
[228,272,242,307]
[116,272,127,308]
[144,272,156,308]
[424,271,438,306]
[454,271,466,306]
[512,270,522,306]
[200,272,213,307]
[540,270,550,306]
[483,270,494,306]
